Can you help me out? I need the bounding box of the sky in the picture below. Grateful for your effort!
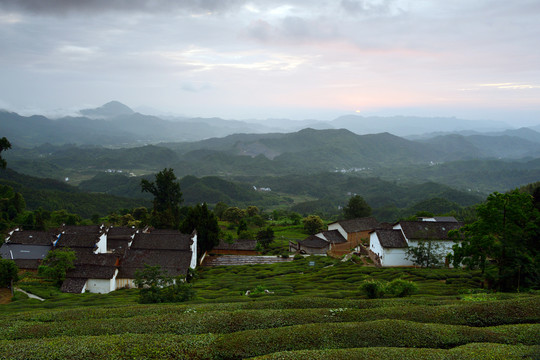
[1,0,539,125]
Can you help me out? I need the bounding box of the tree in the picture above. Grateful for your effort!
[246,206,259,217]
[450,190,540,291]
[0,259,18,290]
[0,137,11,169]
[141,168,183,229]
[343,195,371,219]
[134,264,195,304]
[303,215,325,235]
[406,240,444,268]
[213,202,228,220]
[256,226,275,249]
[38,248,76,287]
[180,203,220,258]
[222,207,246,224]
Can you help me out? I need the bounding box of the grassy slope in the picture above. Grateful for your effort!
[1,258,539,359]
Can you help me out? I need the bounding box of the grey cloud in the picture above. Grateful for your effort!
[341,0,400,15]
[0,0,246,15]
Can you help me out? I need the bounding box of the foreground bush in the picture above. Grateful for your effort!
[0,321,538,359]
[252,343,540,360]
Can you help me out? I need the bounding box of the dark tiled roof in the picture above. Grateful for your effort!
[73,252,119,267]
[399,221,462,240]
[56,233,99,249]
[107,239,130,254]
[332,217,379,233]
[13,259,41,270]
[7,231,57,245]
[214,239,258,251]
[298,236,330,249]
[374,229,408,248]
[0,244,51,260]
[62,225,103,235]
[60,278,87,293]
[131,233,192,251]
[117,249,192,279]
[319,230,347,244]
[66,265,117,279]
[107,227,137,240]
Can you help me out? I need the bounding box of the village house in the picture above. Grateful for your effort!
[0,229,56,271]
[289,230,347,255]
[0,225,199,294]
[212,238,260,255]
[115,230,197,290]
[369,219,461,267]
[327,217,382,250]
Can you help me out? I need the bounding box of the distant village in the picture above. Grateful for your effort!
[1,216,461,294]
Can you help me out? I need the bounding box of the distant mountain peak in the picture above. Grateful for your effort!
[79,101,134,119]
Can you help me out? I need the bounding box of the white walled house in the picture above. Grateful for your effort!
[369,221,461,267]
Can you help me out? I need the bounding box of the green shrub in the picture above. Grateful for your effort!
[360,280,386,299]
[386,279,418,298]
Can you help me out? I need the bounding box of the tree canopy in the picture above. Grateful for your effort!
[0,137,11,169]
[450,190,540,291]
[343,195,371,219]
[141,168,183,229]
[0,259,18,288]
[38,248,76,287]
[180,202,220,258]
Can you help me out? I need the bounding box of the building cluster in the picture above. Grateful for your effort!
[290,216,461,266]
[0,225,197,294]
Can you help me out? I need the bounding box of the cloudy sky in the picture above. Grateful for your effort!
[1,0,539,125]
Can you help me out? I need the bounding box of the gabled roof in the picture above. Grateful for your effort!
[13,259,41,270]
[318,230,347,244]
[107,226,137,240]
[56,233,99,249]
[117,249,192,278]
[73,252,119,267]
[0,243,51,260]
[7,231,57,245]
[107,239,130,255]
[66,265,117,279]
[214,239,258,251]
[298,235,331,249]
[373,229,408,248]
[62,225,104,235]
[131,232,192,251]
[60,278,87,293]
[330,217,379,233]
[399,221,462,241]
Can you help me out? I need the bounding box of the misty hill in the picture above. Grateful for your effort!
[329,115,511,136]
[418,133,540,159]
[0,108,272,147]
[79,100,135,119]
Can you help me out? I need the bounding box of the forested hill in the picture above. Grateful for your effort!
[0,169,149,218]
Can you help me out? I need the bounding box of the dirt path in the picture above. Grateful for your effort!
[16,288,45,301]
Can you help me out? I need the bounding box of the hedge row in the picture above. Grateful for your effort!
[0,320,538,359]
[252,343,540,360]
[1,293,532,324]
[1,297,538,340]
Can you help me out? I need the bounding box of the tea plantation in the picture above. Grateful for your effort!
[1,256,539,359]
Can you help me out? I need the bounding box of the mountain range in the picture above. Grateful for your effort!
[3,101,537,148]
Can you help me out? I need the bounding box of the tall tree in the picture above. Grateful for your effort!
[0,259,19,289]
[343,195,371,219]
[0,137,11,169]
[450,190,540,291]
[180,203,220,258]
[141,168,183,229]
[303,215,325,235]
[38,248,76,287]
